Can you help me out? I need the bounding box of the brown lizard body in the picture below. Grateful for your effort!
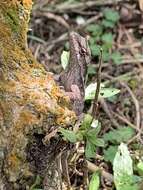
[60,32,91,115]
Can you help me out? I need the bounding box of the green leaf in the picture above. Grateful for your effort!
[107,94,118,103]
[111,52,122,65]
[90,44,101,57]
[59,128,77,143]
[101,33,113,48]
[60,50,70,70]
[104,145,118,163]
[100,88,120,98]
[85,83,97,100]
[89,172,100,190]
[114,174,140,190]
[102,19,115,28]
[93,138,105,147]
[102,50,110,62]
[89,37,96,45]
[101,44,111,60]
[86,123,104,147]
[103,9,120,23]
[86,24,103,36]
[103,127,135,144]
[81,114,93,130]
[86,131,97,144]
[85,83,120,100]
[87,123,101,137]
[113,143,141,190]
[113,143,133,190]
[30,175,42,190]
[137,162,143,176]
[85,140,96,159]
[76,131,83,141]
[87,65,96,75]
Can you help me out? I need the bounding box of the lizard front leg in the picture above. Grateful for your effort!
[64,84,81,100]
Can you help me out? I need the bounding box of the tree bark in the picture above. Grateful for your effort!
[0,1,76,189]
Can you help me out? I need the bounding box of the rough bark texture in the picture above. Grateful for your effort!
[0,1,76,189]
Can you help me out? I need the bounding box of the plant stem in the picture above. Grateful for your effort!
[92,48,103,120]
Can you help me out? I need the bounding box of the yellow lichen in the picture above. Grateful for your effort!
[7,154,20,171]
[0,0,77,184]
[22,0,33,9]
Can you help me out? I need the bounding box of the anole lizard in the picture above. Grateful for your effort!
[58,32,91,188]
[60,32,91,116]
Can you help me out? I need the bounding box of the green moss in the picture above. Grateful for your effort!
[5,8,20,33]
[0,1,76,183]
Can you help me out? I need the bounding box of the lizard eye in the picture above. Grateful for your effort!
[81,47,86,54]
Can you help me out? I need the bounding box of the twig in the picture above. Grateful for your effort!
[33,0,50,10]
[28,35,46,44]
[118,42,141,49]
[127,130,143,145]
[123,28,143,75]
[78,14,102,28]
[36,11,70,29]
[71,10,98,15]
[103,73,142,144]
[103,73,141,130]
[120,82,143,144]
[92,49,102,119]
[120,82,140,130]
[112,111,138,130]
[43,129,58,144]
[53,0,124,12]
[83,159,89,190]
[103,70,139,85]
[45,13,102,52]
[87,58,143,68]
[46,33,68,52]
[112,111,143,141]
[61,151,71,188]
[86,160,113,182]
[121,57,143,64]
[100,98,120,128]
[34,44,41,59]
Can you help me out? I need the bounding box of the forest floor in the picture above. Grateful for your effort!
[28,0,143,189]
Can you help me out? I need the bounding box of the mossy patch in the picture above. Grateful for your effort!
[5,8,20,33]
[0,0,76,185]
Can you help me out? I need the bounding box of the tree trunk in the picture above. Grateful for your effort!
[0,1,76,189]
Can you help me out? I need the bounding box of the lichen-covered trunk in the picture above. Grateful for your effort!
[0,1,76,189]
